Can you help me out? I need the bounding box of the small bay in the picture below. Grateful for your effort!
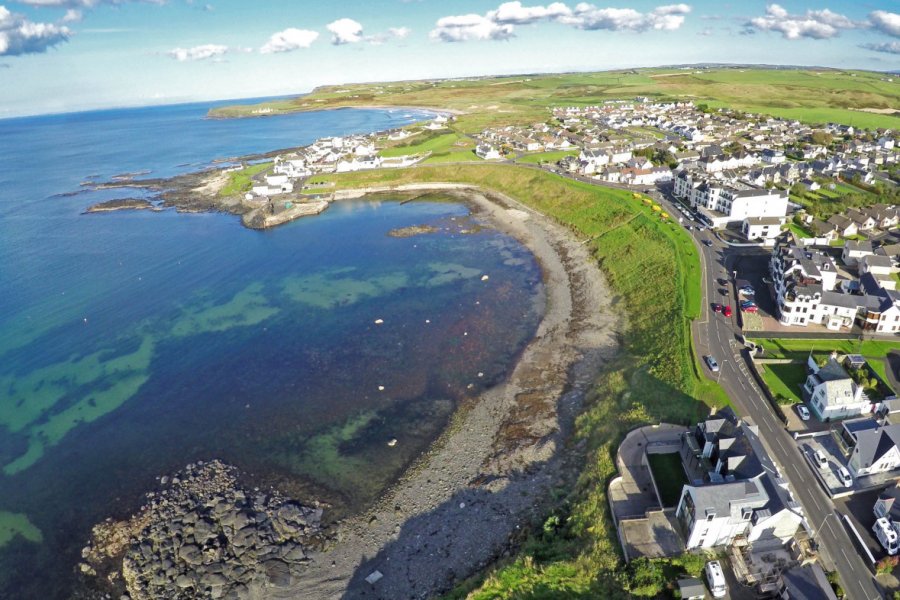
[0,101,543,597]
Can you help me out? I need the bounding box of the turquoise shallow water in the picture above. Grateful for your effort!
[0,103,543,597]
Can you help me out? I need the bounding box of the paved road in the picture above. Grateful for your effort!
[646,188,884,600]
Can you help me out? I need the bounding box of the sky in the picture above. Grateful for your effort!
[0,1,898,117]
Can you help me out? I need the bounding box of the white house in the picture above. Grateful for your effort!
[475,144,502,160]
[674,170,788,227]
[842,240,874,267]
[843,418,900,477]
[804,356,870,421]
[742,216,785,241]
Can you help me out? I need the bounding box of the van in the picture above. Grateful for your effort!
[705,560,728,598]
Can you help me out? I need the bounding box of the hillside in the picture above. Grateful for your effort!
[209,66,900,131]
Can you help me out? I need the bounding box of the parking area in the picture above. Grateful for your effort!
[834,488,885,563]
[799,436,855,497]
[730,253,778,322]
[784,403,832,434]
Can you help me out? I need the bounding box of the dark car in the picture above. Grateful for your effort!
[703,239,713,247]
[719,288,728,296]
[712,303,722,313]
[718,278,728,286]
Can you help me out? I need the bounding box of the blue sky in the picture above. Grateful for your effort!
[0,1,898,117]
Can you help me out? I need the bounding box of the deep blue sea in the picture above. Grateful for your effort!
[0,100,543,598]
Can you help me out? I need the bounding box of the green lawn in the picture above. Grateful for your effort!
[647,453,687,507]
[516,150,578,164]
[217,162,272,197]
[309,163,734,597]
[379,131,465,158]
[787,222,814,239]
[759,362,808,404]
[751,338,898,394]
[422,149,481,164]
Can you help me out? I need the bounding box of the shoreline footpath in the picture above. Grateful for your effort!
[272,184,621,599]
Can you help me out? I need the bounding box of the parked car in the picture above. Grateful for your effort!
[703,239,713,247]
[813,450,828,470]
[742,304,758,313]
[740,299,756,308]
[705,561,728,599]
[739,286,755,296]
[797,405,810,421]
[723,306,732,317]
[712,303,722,313]
[838,466,853,488]
[705,355,719,372]
[719,288,729,296]
[718,278,728,286]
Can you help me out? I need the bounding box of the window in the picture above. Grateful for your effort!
[707,513,716,521]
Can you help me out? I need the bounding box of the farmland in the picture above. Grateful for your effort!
[210,67,900,132]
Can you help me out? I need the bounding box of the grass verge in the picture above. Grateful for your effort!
[218,162,271,197]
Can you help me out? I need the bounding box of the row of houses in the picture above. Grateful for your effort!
[770,239,900,333]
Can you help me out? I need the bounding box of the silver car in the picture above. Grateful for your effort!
[705,355,719,372]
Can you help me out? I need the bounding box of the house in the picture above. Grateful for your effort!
[778,564,839,600]
[846,208,877,232]
[842,418,900,477]
[803,356,870,421]
[674,170,789,227]
[842,240,874,267]
[475,144,502,160]
[808,219,838,243]
[676,417,803,550]
[861,254,897,278]
[827,214,858,239]
[743,216,785,241]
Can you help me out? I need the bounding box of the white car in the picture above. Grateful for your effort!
[797,405,810,421]
[838,466,853,488]
[813,450,828,470]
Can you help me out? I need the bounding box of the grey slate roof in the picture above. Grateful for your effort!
[677,578,706,599]
[780,564,839,600]
[850,422,900,469]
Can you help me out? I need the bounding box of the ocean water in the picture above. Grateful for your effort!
[0,101,544,598]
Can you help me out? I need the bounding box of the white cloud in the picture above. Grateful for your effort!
[870,11,900,38]
[745,4,860,40]
[167,43,229,62]
[560,3,691,31]
[326,17,363,45]
[61,8,82,22]
[488,1,571,25]
[0,5,70,56]
[259,27,318,54]
[388,26,410,39]
[12,0,165,6]
[430,2,691,42]
[860,41,900,55]
[430,13,515,42]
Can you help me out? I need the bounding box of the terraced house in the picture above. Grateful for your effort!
[674,169,789,227]
[770,241,900,333]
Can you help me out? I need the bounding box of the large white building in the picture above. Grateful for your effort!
[673,170,788,227]
[770,242,900,333]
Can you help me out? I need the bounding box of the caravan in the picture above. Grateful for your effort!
[705,561,727,599]
[874,517,899,555]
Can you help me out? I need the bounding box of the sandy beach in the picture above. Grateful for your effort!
[269,185,622,599]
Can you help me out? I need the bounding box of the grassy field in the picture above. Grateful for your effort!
[308,163,732,598]
[647,453,688,508]
[516,150,579,164]
[210,67,900,132]
[217,161,271,197]
[379,130,465,157]
[791,181,880,219]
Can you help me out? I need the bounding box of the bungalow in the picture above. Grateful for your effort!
[843,418,900,477]
[803,356,870,421]
[846,209,878,232]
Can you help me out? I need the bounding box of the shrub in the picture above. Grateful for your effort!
[876,555,899,575]
[627,558,666,597]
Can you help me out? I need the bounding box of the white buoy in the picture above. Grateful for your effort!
[378,385,385,391]
[481,275,489,281]
[374,318,384,325]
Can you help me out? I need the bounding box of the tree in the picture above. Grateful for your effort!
[626,558,666,597]
[811,130,833,146]
[790,183,809,198]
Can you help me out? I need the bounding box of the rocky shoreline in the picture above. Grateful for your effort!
[76,460,325,600]
[75,183,621,599]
